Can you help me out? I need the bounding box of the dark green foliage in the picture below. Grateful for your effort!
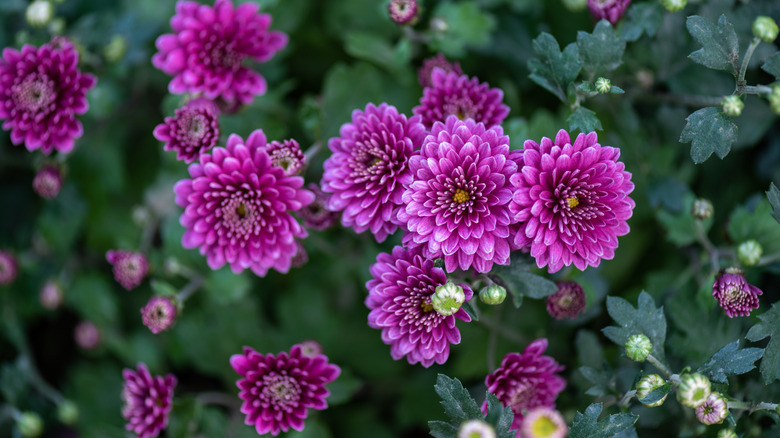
[696,340,764,384]
[569,403,638,438]
[686,15,740,76]
[429,374,515,438]
[679,107,738,163]
[492,254,558,308]
[568,106,603,134]
[746,303,780,384]
[577,20,625,77]
[603,292,667,363]
[767,183,780,225]
[527,33,582,102]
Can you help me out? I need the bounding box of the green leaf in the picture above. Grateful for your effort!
[761,52,780,81]
[577,20,626,76]
[567,107,603,134]
[602,292,667,363]
[327,368,362,406]
[492,253,557,306]
[461,300,480,322]
[638,383,672,405]
[430,1,496,58]
[344,31,404,74]
[746,303,780,384]
[203,267,251,305]
[727,197,780,255]
[679,107,738,163]
[655,193,713,247]
[429,421,458,438]
[485,392,516,438]
[432,374,483,424]
[686,15,739,76]
[696,340,764,384]
[768,183,780,225]
[610,85,625,94]
[579,365,614,397]
[621,2,663,42]
[569,403,638,438]
[527,33,582,102]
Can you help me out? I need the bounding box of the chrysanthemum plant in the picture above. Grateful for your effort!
[1,1,780,437]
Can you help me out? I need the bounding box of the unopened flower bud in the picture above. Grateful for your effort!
[432,281,465,316]
[131,206,151,226]
[713,267,762,318]
[625,334,652,362]
[299,340,323,358]
[677,373,711,408]
[721,95,743,117]
[48,17,65,34]
[104,35,127,63]
[547,281,586,319]
[163,257,181,276]
[26,0,53,29]
[691,198,713,220]
[39,281,63,310]
[521,407,567,438]
[32,165,62,199]
[753,16,779,43]
[717,429,737,438]
[562,0,588,12]
[458,419,496,438]
[595,77,611,94]
[768,84,780,115]
[388,0,419,26]
[737,240,763,267]
[0,250,18,286]
[660,0,687,13]
[431,17,448,33]
[17,411,43,437]
[479,284,506,305]
[696,392,729,425]
[74,321,101,350]
[636,374,668,407]
[141,296,178,334]
[56,400,78,425]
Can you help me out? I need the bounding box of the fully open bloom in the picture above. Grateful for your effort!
[413,69,509,129]
[510,130,635,273]
[398,116,517,273]
[230,344,340,436]
[418,54,463,88]
[588,0,631,24]
[483,339,566,432]
[106,250,149,291]
[0,39,96,154]
[388,0,419,25]
[153,97,220,163]
[152,0,287,107]
[121,363,176,438]
[322,103,426,242]
[712,267,762,317]
[174,130,313,276]
[365,246,473,367]
[141,296,178,334]
[265,138,305,176]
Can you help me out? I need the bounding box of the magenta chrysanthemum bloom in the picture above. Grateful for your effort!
[413,69,509,129]
[510,130,635,273]
[388,0,419,25]
[587,0,631,25]
[32,165,63,199]
[152,0,287,106]
[322,102,426,242]
[0,250,18,286]
[74,321,100,350]
[695,392,728,425]
[230,344,340,436]
[265,138,305,176]
[298,183,340,231]
[141,296,178,334]
[0,39,96,154]
[482,339,566,432]
[712,267,762,318]
[174,130,313,276]
[546,281,586,319]
[121,363,176,438]
[106,250,149,291]
[153,97,220,163]
[290,240,308,268]
[397,116,517,273]
[365,245,473,367]
[418,54,463,89]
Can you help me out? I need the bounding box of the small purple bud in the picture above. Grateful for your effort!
[265,139,305,176]
[74,321,101,350]
[106,250,149,290]
[39,280,63,310]
[33,165,63,199]
[0,250,18,286]
[141,296,178,334]
[587,0,630,25]
[546,281,586,319]
[388,0,419,26]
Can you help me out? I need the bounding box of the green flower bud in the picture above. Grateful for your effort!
[430,17,448,33]
[104,35,127,63]
[48,17,65,35]
[753,16,779,43]
[625,334,652,362]
[457,418,496,438]
[562,0,587,12]
[691,198,713,220]
[636,374,668,407]
[717,429,737,438]
[432,281,465,316]
[677,373,711,408]
[17,412,43,438]
[595,77,611,94]
[660,0,687,13]
[57,400,79,425]
[26,0,53,28]
[768,84,780,115]
[479,284,506,305]
[737,240,763,267]
[721,95,743,117]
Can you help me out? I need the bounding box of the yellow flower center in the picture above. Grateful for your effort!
[530,415,558,437]
[420,302,434,312]
[566,197,579,208]
[453,189,470,204]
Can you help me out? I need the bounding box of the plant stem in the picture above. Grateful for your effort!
[737,37,761,85]
[727,400,778,413]
[758,252,780,266]
[737,84,773,95]
[646,354,673,379]
[618,390,637,408]
[694,219,719,275]
[486,305,503,371]
[177,274,204,303]
[196,392,241,409]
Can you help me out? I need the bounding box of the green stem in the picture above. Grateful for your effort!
[727,400,778,413]
[694,219,719,276]
[737,37,761,85]
[737,84,773,95]
[618,390,637,408]
[646,354,673,379]
[196,392,241,409]
[758,252,780,266]
[486,305,503,371]
[177,275,204,303]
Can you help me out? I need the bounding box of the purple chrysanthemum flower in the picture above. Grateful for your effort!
[299,340,323,358]
[365,246,473,367]
[290,240,308,268]
[106,250,149,291]
[0,39,96,154]
[152,0,287,107]
[712,267,762,318]
[74,321,100,350]
[298,183,340,231]
[121,363,176,438]
[413,69,509,129]
[265,138,305,176]
[39,280,63,310]
[153,97,220,163]
[230,344,340,436]
[322,103,426,242]
[587,0,631,25]
[0,250,18,286]
[141,296,178,334]
[174,130,313,276]
[482,339,566,433]
[695,392,728,425]
[32,164,63,199]
[418,54,463,89]
[546,281,586,319]
[397,116,517,273]
[510,130,635,273]
[388,0,419,25]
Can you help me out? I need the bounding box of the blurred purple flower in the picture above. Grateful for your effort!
[39,280,63,310]
[587,0,631,25]
[265,138,305,176]
[74,321,100,350]
[388,0,419,25]
[298,183,340,231]
[0,39,96,154]
[152,0,287,107]
[153,97,220,163]
[299,340,323,358]
[413,69,509,129]
[230,344,340,436]
[141,296,177,334]
[121,363,176,438]
[0,250,18,286]
[322,103,426,242]
[365,246,473,367]
[398,116,517,273]
[33,165,63,199]
[510,130,635,273]
[712,267,762,317]
[418,54,463,89]
[290,240,308,268]
[174,130,313,276]
[106,250,149,290]
[546,281,586,319]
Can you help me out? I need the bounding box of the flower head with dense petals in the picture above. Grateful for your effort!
[413,69,509,129]
[587,0,631,24]
[418,54,463,89]
[388,0,419,25]
[141,296,178,334]
[398,116,517,273]
[74,321,100,350]
[322,103,426,242]
[482,339,566,432]
[0,250,18,286]
[0,39,96,154]
[230,344,340,436]
[152,0,287,106]
[712,267,762,317]
[298,183,340,231]
[32,165,63,199]
[265,138,305,176]
[121,363,176,438]
[510,130,635,273]
[106,250,149,290]
[546,281,586,319]
[365,246,473,367]
[153,97,220,163]
[174,130,313,276]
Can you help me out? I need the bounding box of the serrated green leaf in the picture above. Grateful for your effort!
[485,392,516,438]
[638,383,672,405]
[746,303,780,384]
[727,197,780,255]
[527,33,582,102]
[696,340,764,384]
[568,107,603,134]
[428,420,458,438]
[686,15,739,76]
[577,20,625,76]
[761,52,780,81]
[768,183,780,225]
[570,403,638,438]
[430,1,496,58]
[621,2,663,42]
[679,107,738,163]
[602,291,667,363]
[655,193,713,247]
[577,81,595,93]
[433,374,483,424]
[579,365,614,397]
[610,85,625,94]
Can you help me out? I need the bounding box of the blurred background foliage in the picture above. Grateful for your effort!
[1,0,779,437]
